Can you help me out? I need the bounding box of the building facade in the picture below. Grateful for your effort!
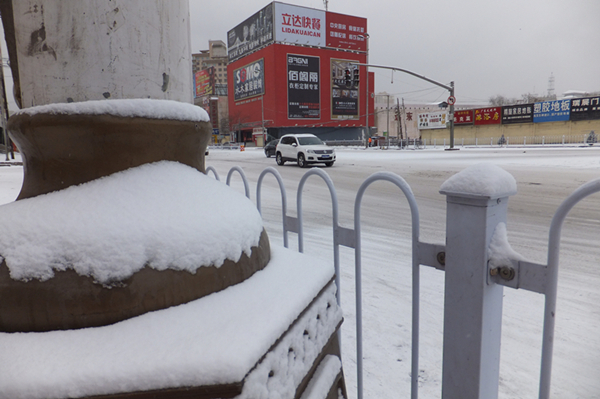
[226,2,373,145]
[192,40,228,85]
[193,40,229,142]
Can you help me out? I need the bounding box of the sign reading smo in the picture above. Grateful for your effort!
[234,59,265,101]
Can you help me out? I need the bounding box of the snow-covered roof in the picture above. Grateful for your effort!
[0,161,262,283]
[0,246,338,398]
[12,99,210,122]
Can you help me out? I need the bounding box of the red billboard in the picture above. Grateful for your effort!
[474,107,501,125]
[325,12,368,51]
[454,109,474,125]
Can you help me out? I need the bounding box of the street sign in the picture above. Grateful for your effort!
[447,96,456,105]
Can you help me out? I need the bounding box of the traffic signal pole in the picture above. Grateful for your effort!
[351,63,456,149]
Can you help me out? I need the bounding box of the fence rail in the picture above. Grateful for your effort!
[207,163,599,399]
[424,133,596,148]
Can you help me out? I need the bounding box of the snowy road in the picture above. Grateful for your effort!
[1,146,599,398]
[205,146,600,399]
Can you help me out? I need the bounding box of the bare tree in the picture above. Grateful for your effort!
[489,95,517,106]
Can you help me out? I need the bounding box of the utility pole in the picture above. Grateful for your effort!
[358,34,370,149]
[386,94,390,149]
[397,97,403,146]
[402,98,407,145]
[261,94,265,140]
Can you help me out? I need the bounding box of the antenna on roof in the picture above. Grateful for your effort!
[547,72,555,97]
[323,0,328,11]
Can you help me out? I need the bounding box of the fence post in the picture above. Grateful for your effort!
[439,164,517,399]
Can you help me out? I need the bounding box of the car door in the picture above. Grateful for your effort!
[288,136,299,160]
[280,136,296,160]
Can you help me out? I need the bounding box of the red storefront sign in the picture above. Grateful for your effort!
[325,12,367,51]
[474,107,501,125]
[454,109,474,125]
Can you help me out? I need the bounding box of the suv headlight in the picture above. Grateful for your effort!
[307,149,315,153]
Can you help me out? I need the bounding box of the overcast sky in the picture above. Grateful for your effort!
[190,0,600,105]
[1,0,598,112]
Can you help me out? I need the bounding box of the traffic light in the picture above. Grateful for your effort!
[353,68,359,85]
[344,69,351,87]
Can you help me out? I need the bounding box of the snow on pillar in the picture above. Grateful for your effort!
[439,164,517,399]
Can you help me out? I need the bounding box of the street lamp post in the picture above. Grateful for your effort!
[350,62,456,150]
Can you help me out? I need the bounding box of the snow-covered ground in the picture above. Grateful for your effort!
[1,145,599,398]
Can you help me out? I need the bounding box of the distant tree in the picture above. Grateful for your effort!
[520,92,545,104]
[489,95,517,106]
[219,116,230,135]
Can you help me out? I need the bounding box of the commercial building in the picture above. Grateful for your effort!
[193,40,229,142]
[226,2,373,145]
[192,40,228,86]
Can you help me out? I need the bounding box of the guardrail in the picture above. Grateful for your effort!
[207,163,599,399]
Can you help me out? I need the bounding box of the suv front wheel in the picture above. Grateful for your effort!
[276,152,285,165]
[297,153,308,168]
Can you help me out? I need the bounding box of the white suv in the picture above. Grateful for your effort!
[275,134,336,168]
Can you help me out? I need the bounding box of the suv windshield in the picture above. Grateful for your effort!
[298,136,324,146]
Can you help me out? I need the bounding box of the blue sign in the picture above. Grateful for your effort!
[533,99,571,123]
[212,128,219,135]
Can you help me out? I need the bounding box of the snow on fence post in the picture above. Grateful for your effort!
[439,164,517,399]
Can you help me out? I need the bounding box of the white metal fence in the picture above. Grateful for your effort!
[205,164,600,399]
[424,133,596,148]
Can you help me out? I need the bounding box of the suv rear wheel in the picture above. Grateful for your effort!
[297,153,307,168]
[276,152,285,165]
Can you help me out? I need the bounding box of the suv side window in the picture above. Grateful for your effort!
[281,136,293,145]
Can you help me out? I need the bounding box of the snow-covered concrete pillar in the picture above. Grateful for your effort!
[2,0,192,108]
[439,164,517,399]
